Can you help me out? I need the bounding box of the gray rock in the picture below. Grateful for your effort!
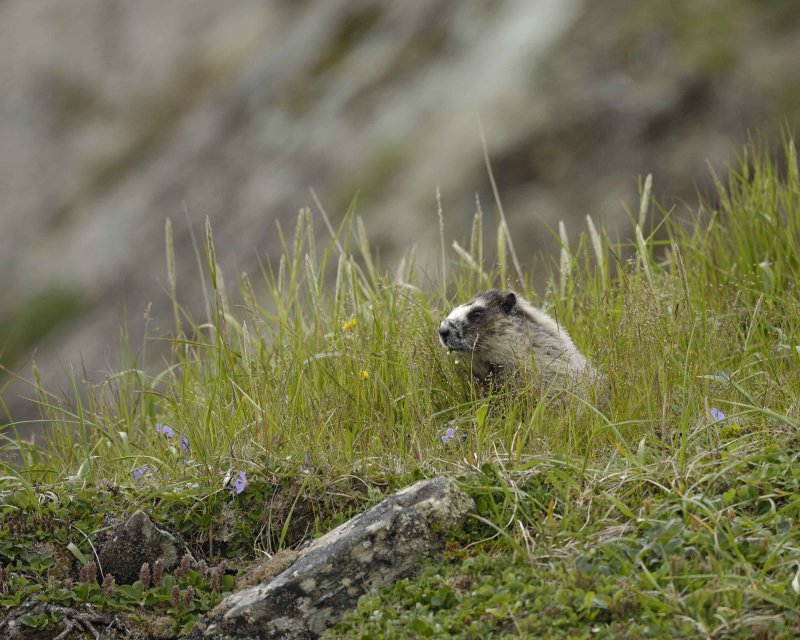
[96,510,181,585]
[200,477,474,640]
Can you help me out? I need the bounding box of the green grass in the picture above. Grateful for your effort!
[1,137,800,638]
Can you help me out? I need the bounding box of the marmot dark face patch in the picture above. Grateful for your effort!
[438,302,474,352]
[438,289,510,353]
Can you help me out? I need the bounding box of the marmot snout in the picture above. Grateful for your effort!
[439,289,598,394]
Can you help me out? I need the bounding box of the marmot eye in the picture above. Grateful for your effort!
[467,309,483,321]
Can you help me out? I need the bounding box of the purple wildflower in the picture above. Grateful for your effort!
[156,423,176,438]
[181,434,190,452]
[133,465,150,485]
[234,471,248,495]
[710,408,726,422]
[441,427,457,444]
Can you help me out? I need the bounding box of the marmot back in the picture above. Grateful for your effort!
[438,289,598,394]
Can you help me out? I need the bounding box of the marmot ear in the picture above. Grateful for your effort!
[500,291,516,314]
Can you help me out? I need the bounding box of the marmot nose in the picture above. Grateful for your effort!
[438,322,451,342]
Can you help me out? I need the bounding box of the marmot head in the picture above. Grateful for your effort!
[438,289,520,356]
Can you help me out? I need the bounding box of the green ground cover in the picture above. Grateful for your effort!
[1,138,799,638]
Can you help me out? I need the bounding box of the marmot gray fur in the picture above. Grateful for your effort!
[438,289,598,395]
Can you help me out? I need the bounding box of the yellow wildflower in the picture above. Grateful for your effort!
[358,370,369,380]
[342,317,357,331]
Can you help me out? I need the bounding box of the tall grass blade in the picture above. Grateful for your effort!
[479,120,524,286]
[559,220,571,300]
[165,217,181,335]
[586,214,606,287]
[638,173,652,230]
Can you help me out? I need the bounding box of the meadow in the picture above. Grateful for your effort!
[1,138,799,638]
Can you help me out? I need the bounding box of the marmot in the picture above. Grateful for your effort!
[438,289,598,395]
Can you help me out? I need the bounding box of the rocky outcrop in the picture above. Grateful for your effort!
[195,477,474,640]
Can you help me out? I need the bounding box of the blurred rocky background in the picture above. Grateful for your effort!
[2,0,799,444]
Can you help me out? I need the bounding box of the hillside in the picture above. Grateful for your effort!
[2,0,800,441]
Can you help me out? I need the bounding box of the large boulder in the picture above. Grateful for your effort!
[198,477,474,640]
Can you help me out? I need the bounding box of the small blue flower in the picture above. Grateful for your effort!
[133,465,150,485]
[714,371,731,382]
[441,427,464,444]
[710,408,726,422]
[181,434,190,452]
[156,423,176,438]
[234,471,248,495]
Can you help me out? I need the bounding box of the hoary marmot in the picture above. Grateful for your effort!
[438,289,598,395]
